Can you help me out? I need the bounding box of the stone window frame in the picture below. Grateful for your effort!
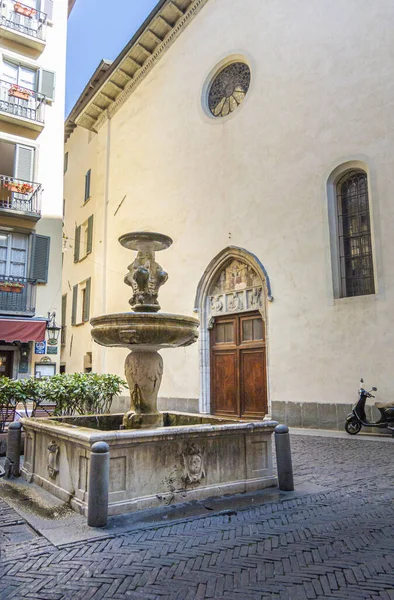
[326,160,378,300]
[194,246,273,415]
[201,54,253,123]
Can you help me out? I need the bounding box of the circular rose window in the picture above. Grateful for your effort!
[208,62,251,118]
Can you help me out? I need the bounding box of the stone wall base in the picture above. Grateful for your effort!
[110,397,390,434]
[272,400,391,435]
[158,397,199,413]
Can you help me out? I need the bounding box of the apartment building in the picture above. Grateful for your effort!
[0,0,71,379]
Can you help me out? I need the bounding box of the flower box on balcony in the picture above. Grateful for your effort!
[0,282,24,293]
[4,182,34,195]
[14,3,36,17]
[8,85,32,101]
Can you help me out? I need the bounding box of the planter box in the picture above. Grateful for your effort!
[0,286,23,293]
[5,184,32,194]
[14,4,36,17]
[8,90,31,101]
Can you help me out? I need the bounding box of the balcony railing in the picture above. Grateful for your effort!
[0,275,36,316]
[0,80,45,124]
[0,174,41,217]
[0,0,47,42]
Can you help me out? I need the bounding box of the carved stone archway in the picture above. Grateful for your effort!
[194,246,273,414]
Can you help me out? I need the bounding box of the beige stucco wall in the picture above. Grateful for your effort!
[63,0,394,409]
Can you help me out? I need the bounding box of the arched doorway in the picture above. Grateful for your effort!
[194,247,273,418]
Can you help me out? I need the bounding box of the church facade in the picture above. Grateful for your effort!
[62,0,394,429]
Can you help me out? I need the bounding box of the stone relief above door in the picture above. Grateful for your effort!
[209,259,263,316]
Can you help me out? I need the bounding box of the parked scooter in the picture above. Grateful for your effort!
[345,379,394,435]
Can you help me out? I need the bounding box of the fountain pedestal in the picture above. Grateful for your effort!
[123,350,163,429]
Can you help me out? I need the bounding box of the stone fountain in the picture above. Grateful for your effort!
[90,232,199,430]
[20,232,278,519]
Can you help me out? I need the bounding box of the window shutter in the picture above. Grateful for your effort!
[61,294,67,327]
[74,225,81,263]
[71,285,78,326]
[38,69,55,101]
[84,169,91,202]
[83,278,91,322]
[31,235,50,283]
[64,152,68,174]
[15,145,34,182]
[42,0,54,20]
[87,215,93,254]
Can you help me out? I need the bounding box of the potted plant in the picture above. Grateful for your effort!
[0,281,24,293]
[14,3,36,18]
[8,84,32,101]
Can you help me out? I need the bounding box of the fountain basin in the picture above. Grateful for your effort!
[90,312,199,351]
[21,415,278,517]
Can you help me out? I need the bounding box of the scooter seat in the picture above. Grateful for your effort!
[375,401,394,409]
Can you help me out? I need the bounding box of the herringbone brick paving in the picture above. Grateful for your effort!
[0,435,393,599]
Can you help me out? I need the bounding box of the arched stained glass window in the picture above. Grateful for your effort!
[208,62,250,118]
[337,171,375,297]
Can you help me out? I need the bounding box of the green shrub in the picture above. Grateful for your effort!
[0,373,127,420]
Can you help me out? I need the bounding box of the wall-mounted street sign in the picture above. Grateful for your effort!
[47,345,58,355]
[35,341,46,354]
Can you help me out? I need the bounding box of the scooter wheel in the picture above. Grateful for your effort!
[345,419,361,435]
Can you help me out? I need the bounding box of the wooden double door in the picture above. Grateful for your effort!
[210,312,267,419]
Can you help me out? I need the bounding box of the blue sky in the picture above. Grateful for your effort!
[66,0,158,116]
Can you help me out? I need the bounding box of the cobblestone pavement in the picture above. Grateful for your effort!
[1,434,393,599]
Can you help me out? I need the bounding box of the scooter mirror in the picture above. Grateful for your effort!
[360,378,364,383]
[372,386,377,391]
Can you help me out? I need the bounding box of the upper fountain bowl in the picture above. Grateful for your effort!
[119,232,173,253]
[90,312,199,352]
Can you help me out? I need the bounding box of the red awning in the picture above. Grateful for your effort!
[0,319,46,343]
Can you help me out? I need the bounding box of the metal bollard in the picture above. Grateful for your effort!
[6,421,22,478]
[87,441,110,528]
[274,424,294,491]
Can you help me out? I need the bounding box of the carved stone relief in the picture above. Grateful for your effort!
[47,441,59,479]
[209,260,264,316]
[181,444,205,484]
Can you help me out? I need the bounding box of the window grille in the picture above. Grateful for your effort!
[337,171,375,297]
[208,62,250,118]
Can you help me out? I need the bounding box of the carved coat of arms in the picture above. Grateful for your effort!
[181,444,205,484]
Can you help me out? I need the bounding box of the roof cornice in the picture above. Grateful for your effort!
[68,0,76,16]
[71,0,209,135]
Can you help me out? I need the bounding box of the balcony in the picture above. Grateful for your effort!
[0,80,45,131]
[0,174,41,220]
[0,275,36,316]
[0,0,47,52]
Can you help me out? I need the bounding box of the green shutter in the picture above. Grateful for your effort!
[71,285,78,326]
[43,0,54,20]
[83,278,91,322]
[74,225,81,263]
[38,69,55,101]
[84,169,91,202]
[64,152,68,174]
[61,294,67,327]
[31,235,50,283]
[87,215,93,254]
[15,144,34,181]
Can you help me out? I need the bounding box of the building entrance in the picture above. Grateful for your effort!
[0,350,14,378]
[210,311,267,418]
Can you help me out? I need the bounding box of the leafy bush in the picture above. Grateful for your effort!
[0,373,127,423]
